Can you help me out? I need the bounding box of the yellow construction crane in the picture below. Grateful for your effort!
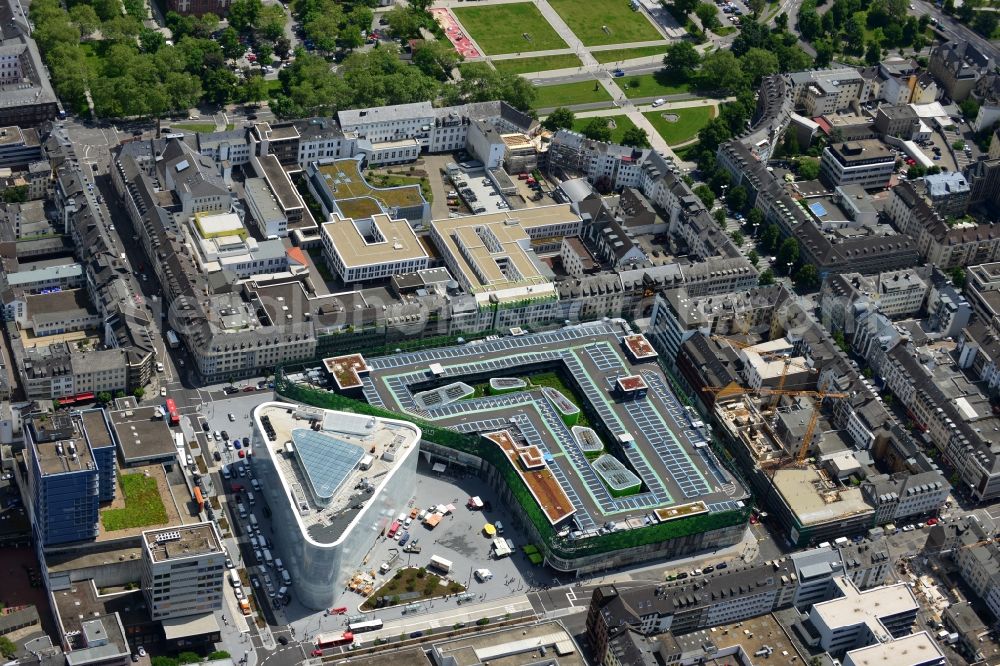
[701,385,849,463]
[710,335,818,409]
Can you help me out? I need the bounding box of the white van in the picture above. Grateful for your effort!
[251,479,260,492]
[474,568,493,582]
[651,98,666,107]
[237,503,247,518]
[221,466,231,479]
[263,549,274,566]
[277,585,288,599]
[249,536,259,549]
[275,558,284,571]
[280,570,291,585]
[247,491,255,506]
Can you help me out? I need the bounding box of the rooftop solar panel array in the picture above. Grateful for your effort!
[357,323,747,528]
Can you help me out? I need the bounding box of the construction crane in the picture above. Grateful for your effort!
[702,385,849,463]
[710,335,818,409]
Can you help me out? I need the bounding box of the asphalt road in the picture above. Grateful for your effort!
[912,0,1000,64]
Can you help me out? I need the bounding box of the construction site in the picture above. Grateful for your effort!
[707,336,874,547]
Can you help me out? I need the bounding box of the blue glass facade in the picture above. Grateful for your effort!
[27,410,117,547]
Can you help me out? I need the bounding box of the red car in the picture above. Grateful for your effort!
[329,606,347,615]
[311,650,323,657]
[238,450,246,458]
[243,386,256,392]
[926,517,939,526]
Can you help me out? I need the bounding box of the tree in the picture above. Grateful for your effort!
[668,0,700,18]
[663,41,700,78]
[797,157,820,180]
[133,387,145,399]
[728,185,748,213]
[741,48,779,86]
[695,2,720,30]
[759,268,776,286]
[950,267,966,289]
[814,39,834,68]
[227,0,262,33]
[581,117,612,142]
[833,330,849,353]
[694,184,715,207]
[748,249,760,266]
[775,11,788,30]
[860,35,885,62]
[960,97,981,120]
[621,126,651,148]
[797,4,822,41]
[443,62,534,111]
[97,391,113,405]
[274,36,291,59]
[974,10,999,38]
[748,207,764,231]
[68,5,100,38]
[698,50,745,94]
[731,230,745,246]
[749,0,766,16]
[257,4,287,41]
[542,107,575,131]
[1,185,28,203]
[760,223,780,252]
[412,40,463,80]
[219,27,244,60]
[776,237,799,271]
[0,637,15,659]
[795,264,820,289]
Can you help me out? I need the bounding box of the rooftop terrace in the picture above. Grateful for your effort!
[317,159,424,210]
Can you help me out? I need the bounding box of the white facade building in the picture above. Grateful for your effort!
[250,402,421,610]
[141,523,226,621]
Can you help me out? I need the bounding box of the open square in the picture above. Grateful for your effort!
[452,4,568,55]
[547,0,662,46]
[643,105,715,146]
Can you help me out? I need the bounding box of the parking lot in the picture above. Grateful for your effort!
[450,167,510,214]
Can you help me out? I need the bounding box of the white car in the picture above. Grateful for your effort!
[228,413,236,422]
[651,98,666,107]
[160,387,167,397]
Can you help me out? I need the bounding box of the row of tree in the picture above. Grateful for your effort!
[271,48,537,119]
[797,0,932,65]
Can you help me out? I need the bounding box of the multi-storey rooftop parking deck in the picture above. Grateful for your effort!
[357,321,747,544]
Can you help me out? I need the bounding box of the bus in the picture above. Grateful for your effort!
[314,632,353,649]
[347,619,383,633]
[165,398,179,426]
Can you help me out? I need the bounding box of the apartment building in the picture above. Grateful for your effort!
[787,69,865,116]
[719,140,918,275]
[929,40,991,102]
[924,171,971,218]
[586,559,797,660]
[854,311,1000,501]
[790,541,892,611]
[887,180,1000,270]
[647,285,789,364]
[21,411,116,548]
[141,523,226,621]
[861,470,950,524]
